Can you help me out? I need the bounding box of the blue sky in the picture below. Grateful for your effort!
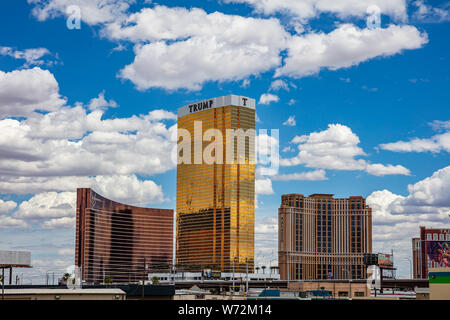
[0,0,449,283]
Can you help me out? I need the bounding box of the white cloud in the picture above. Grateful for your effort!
[0,215,29,229]
[412,0,450,23]
[429,120,450,131]
[405,166,450,208]
[259,93,279,105]
[380,131,450,153]
[88,91,118,111]
[224,0,408,21]
[255,178,274,195]
[282,124,410,176]
[146,109,177,121]
[42,217,76,229]
[273,169,327,181]
[367,166,450,271]
[269,79,289,91]
[58,248,75,255]
[0,105,177,178]
[28,0,134,25]
[0,68,172,232]
[0,174,165,205]
[0,46,51,66]
[14,191,75,220]
[27,4,428,91]
[275,24,428,78]
[0,199,17,214]
[283,115,296,126]
[111,6,288,90]
[365,163,411,176]
[254,216,278,266]
[89,175,165,205]
[8,175,165,227]
[0,67,66,117]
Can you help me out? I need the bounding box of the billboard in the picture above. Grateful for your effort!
[377,253,394,269]
[427,241,450,268]
[0,250,31,266]
[202,269,221,279]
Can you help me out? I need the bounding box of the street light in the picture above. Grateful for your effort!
[269,258,277,276]
[404,257,412,279]
[343,267,352,299]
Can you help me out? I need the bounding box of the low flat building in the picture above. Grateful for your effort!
[285,280,370,299]
[148,272,280,283]
[429,267,450,300]
[1,288,125,300]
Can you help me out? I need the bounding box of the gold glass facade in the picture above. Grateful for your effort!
[176,96,255,273]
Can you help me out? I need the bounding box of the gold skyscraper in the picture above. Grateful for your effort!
[176,94,255,273]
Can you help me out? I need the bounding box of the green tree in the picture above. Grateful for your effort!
[151,276,159,285]
[104,276,113,284]
[62,273,71,282]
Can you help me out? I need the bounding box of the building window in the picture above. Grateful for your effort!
[427,234,432,241]
[447,234,450,241]
[440,234,444,241]
[355,292,365,297]
[433,234,438,241]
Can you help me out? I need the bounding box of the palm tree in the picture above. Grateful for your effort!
[261,265,266,274]
[151,276,159,285]
[104,276,113,285]
[255,266,260,273]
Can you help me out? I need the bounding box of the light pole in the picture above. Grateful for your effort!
[269,258,277,275]
[404,257,412,279]
[245,261,248,297]
[232,258,235,299]
[343,267,352,299]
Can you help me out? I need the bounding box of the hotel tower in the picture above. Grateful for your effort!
[176,94,255,273]
[279,193,372,280]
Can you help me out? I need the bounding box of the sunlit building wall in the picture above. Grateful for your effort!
[75,188,173,283]
[176,95,255,273]
[279,194,372,280]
